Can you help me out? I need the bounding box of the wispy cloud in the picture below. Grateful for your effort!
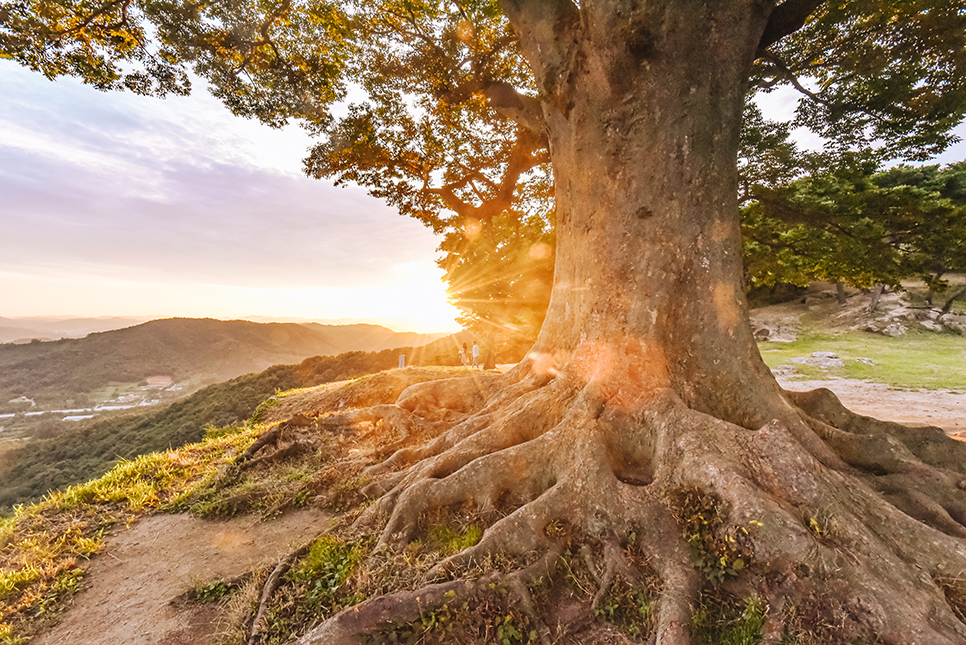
[0,60,459,331]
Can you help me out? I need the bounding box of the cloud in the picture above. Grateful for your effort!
[0,60,451,324]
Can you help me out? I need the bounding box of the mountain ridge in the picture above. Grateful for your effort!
[0,317,444,411]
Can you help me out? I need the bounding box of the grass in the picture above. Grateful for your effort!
[0,423,260,642]
[690,592,766,645]
[758,330,966,390]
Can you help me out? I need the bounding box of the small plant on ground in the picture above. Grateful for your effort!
[427,522,483,555]
[669,489,755,583]
[592,577,655,639]
[192,579,236,604]
[690,591,766,645]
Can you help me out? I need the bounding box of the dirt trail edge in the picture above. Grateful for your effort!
[34,508,330,645]
[778,376,966,435]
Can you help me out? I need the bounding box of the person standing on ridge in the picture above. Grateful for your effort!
[472,341,480,368]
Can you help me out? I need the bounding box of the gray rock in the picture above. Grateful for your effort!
[884,322,907,337]
[789,352,844,369]
[811,351,839,359]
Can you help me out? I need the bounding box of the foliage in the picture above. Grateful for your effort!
[669,489,755,584]
[191,579,236,603]
[288,535,367,610]
[592,578,655,639]
[743,161,966,294]
[690,592,767,645]
[426,522,483,556]
[441,209,554,360]
[755,0,966,161]
[7,0,962,347]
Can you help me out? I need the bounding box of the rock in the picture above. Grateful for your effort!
[789,352,844,369]
[854,357,876,366]
[920,320,943,332]
[884,322,907,337]
[771,365,799,378]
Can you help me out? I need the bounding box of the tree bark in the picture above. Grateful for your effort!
[835,281,847,305]
[869,283,885,313]
[512,0,785,429]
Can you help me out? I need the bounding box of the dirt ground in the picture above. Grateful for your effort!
[30,333,966,644]
[33,508,330,645]
[777,376,966,436]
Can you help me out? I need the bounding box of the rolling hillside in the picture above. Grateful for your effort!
[0,318,443,411]
[0,316,149,344]
[0,332,468,509]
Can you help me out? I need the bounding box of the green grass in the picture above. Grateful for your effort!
[0,425,259,642]
[691,594,766,645]
[758,331,966,390]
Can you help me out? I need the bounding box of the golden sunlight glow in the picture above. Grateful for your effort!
[0,264,462,333]
[529,242,551,260]
[463,217,482,240]
[713,282,740,332]
[569,338,669,409]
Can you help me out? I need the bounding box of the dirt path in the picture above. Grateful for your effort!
[33,508,330,645]
[778,376,966,436]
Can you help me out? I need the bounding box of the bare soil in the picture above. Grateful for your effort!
[33,508,330,645]
[777,376,966,437]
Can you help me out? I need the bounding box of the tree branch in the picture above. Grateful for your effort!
[425,131,547,223]
[482,81,545,134]
[757,0,826,54]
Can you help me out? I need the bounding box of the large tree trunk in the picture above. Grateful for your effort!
[286,3,966,644]
[527,0,784,429]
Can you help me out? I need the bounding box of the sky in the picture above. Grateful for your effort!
[0,59,463,333]
[1,61,964,335]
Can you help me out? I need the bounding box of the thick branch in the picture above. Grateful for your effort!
[757,0,826,54]
[497,0,579,98]
[482,81,546,134]
[425,130,547,222]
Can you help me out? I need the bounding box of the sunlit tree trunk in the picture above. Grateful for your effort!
[513,0,784,427]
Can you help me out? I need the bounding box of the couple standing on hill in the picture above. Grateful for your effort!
[461,341,480,368]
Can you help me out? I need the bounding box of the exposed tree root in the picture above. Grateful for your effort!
[236,413,320,472]
[247,542,313,645]
[239,356,966,644]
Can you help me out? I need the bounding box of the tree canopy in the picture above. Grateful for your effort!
[744,160,966,301]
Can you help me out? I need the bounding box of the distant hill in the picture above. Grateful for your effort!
[0,316,149,344]
[0,318,443,410]
[0,334,472,509]
[301,322,445,352]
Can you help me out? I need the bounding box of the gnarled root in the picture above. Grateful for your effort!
[280,358,966,644]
